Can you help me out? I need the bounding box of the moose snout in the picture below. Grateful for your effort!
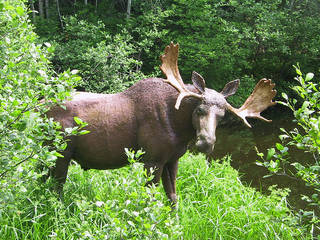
[195,135,216,154]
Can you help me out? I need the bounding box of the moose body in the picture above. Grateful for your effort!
[47,43,276,204]
[48,78,202,202]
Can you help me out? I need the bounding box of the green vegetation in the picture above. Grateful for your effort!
[257,68,320,235]
[1,0,319,239]
[51,16,148,93]
[30,0,320,105]
[0,0,79,222]
[177,154,306,239]
[1,152,309,239]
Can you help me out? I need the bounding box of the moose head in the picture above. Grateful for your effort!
[160,42,276,154]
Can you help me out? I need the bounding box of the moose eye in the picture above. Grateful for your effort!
[196,107,207,115]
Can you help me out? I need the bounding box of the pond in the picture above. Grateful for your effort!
[213,104,315,212]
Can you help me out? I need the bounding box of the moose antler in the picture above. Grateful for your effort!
[227,79,277,128]
[160,42,203,109]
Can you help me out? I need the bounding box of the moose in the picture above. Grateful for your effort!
[46,43,276,204]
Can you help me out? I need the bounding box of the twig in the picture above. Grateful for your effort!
[0,151,35,178]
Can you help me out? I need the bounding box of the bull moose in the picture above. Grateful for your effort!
[46,42,276,204]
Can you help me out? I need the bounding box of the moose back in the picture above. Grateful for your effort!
[46,43,276,204]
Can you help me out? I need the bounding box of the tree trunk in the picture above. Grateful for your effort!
[126,0,131,18]
[38,0,44,18]
[30,0,36,22]
[56,0,64,30]
[84,0,88,5]
[45,0,49,18]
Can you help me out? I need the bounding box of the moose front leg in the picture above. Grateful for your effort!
[53,145,73,200]
[53,157,71,199]
[144,162,163,187]
[161,160,179,206]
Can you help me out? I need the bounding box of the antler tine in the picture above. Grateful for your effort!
[227,79,277,128]
[160,42,203,109]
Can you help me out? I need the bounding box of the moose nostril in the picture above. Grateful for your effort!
[195,140,210,152]
[197,135,206,141]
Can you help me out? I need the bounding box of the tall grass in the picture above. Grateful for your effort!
[177,153,306,239]
[0,153,310,239]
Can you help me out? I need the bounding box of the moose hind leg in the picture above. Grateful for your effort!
[53,151,72,199]
[161,160,178,205]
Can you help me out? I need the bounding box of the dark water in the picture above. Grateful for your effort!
[213,105,315,212]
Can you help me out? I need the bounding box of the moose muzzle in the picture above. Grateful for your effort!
[195,135,216,154]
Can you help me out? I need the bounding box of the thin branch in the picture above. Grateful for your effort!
[0,151,35,178]
[0,105,30,136]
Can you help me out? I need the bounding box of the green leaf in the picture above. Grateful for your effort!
[266,148,275,161]
[16,6,24,16]
[305,73,314,82]
[45,42,55,53]
[53,152,64,158]
[295,67,302,76]
[57,84,65,93]
[71,69,79,75]
[275,143,284,151]
[74,117,83,125]
[79,130,90,135]
[127,220,135,227]
[257,152,264,158]
[281,93,288,100]
[65,127,73,134]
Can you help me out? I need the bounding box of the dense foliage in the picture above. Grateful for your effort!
[0,0,79,218]
[1,0,319,238]
[30,0,319,105]
[257,68,320,235]
[51,16,148,93]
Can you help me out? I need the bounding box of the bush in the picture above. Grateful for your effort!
[0,0,79,220]
[257,66,320,235]
[165,0,320,96]
[52,16,146,93]
[0,149,182,239]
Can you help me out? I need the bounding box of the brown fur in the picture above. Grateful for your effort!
[47,77,204,203]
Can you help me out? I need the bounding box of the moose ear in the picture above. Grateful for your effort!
[192,71,206,94]
[220,79,240,98]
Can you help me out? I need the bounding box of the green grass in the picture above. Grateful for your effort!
[177,153,306,239]
[0,153,310,239]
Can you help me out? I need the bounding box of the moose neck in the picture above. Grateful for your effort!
[123,78,201,148]
[170,84,202,144]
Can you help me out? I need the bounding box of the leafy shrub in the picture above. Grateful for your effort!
[123,1,170,75]
[52,16,146,93]
[0,149,182,239]
[257,67,320,235]
[166,0,320,96]
[80,33,146,93]
[0,0,78,220]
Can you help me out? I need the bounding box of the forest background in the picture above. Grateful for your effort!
[1,0,320,239]
[32,0,319,103]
